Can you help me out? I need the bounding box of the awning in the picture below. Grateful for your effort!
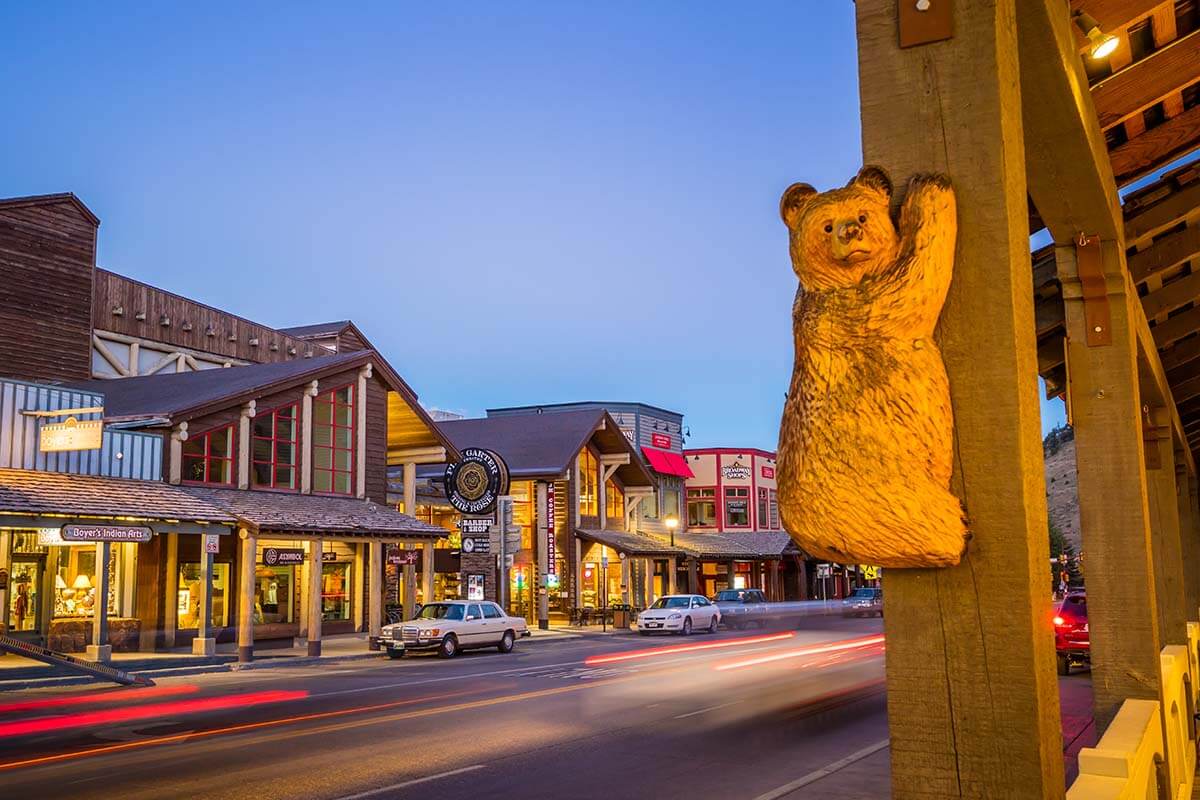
[575,528,691,557]
[641,447,694,479]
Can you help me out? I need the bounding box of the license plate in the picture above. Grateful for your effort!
[646,623,661,628]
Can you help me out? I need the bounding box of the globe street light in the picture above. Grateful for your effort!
[665,514,679,548]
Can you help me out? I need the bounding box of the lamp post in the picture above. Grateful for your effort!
[664,515,678,548]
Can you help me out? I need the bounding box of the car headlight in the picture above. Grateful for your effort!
[427,629,440,637]
[668,613,681,619]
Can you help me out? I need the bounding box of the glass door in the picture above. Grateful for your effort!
[9,557,44,638]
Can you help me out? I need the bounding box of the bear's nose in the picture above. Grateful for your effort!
[837,220,863,244]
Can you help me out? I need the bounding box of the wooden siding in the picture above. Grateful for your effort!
[93,269,316,365]
[0,198,96,382]
[339,328,368,353]
[365,374,387,502]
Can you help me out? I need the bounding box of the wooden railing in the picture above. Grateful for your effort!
[1066,623,1200,799]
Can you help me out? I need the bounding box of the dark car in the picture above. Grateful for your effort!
[842,587,882,617]
[1054,591,1089,675]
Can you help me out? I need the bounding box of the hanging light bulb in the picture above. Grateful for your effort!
[1072,10,1119,60]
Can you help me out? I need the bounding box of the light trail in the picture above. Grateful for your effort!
[0,687,485,772]
[713,635,885,671]
[0,690,308,737]
[0,684,201,715]
[584,631,796,665]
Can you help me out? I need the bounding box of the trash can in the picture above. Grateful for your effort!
[612,604,632,629]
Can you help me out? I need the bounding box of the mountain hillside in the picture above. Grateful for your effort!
[1044,426,1081,551]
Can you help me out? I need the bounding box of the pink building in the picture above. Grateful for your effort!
[683,448,779,533]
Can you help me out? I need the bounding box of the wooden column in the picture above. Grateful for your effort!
[402,543,416,621]
[0,532,11,634]
[307,539,323,657]
[687,557,698,595]
[237,401,255,490]
[164,532,179,648]
[620,556,630,605]
[1146,409,1187,646]
[574,537,584,611]
[356,365,371,499]
[237,528,256,663]
[368,541,382,650]
[1180,471,1200,621]
[192,539,215,656]
[1060,242,1162,730]
[402,461,417,515]
[168,423,187,485]
[422,541,435,606]
[301,381,317,494]
[667,555,677,595]
[87,541,112,662]
[856,0,1063,794]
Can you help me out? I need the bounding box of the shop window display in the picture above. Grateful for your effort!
[255,564,294,624]
[725,487,750,527]
[687,488,717,527]
[321,562,352,621]
[177,563,230,628]
[52,545,122,618]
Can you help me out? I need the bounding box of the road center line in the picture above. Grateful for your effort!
[333,765,485,799]
[672,700,739,720]
[750,739,890,800]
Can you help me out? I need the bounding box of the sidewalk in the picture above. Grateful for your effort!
[0,625,642,691]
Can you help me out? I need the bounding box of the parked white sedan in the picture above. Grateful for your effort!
[379,600,530,658]
[637,594,721,636]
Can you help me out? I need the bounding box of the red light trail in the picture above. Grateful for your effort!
[0,684,201,716]
[584,631,796,666]
[713,634,886,671]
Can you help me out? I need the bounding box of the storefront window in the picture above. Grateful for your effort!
[9,560,41,631]
[687,488,716,527]
[177,562,230,628]
[768,490,780,529]
[322,562,352,621]
[252,403,298,490]
[255,564,294,624]
[663,487,680,520]
[605,479,624,522]
[758,488,769,529]
[511,482,533,551]
[50,544,129,618]
[182,425,234,485]
[313,385,354,495]
[579,448,598,517]
[725,487,750,527]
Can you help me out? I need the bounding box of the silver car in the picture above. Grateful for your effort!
[379,600,530,658]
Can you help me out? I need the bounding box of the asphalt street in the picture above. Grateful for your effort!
[0,616,888,800]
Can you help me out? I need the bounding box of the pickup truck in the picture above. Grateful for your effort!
[714,588,770,629]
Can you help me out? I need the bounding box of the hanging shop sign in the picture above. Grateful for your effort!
[761,465,775,479]
[722,461,751,480]
[60,524,153,543]
[458,517,493,535]
[262,547,305,566]
[546,483,557,575]
[38,415,104,453]
[651,432,671,449]
[444,448,510,516]
[462,535,490,554]
[387,547,419,566]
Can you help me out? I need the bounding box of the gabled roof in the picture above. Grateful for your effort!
[488,400,684,421]
[435,409,654,485]
[279,320,354,338]
[68,350,371,422]
[0,192,100,227]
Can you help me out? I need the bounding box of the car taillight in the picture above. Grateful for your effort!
[1053,616,1065,626]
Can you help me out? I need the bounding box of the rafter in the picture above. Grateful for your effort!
[1143,272,1200,319]
[1091,29,1200,131]
[1125,178,1200,244]
[1128,220,1200,284]
[1110,106,1200,188]
[1152,306,1200,348]
[1160,335,1200,372]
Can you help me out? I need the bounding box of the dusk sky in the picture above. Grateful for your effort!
[4,3,1066,449]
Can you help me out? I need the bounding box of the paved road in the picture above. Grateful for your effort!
[0,616,888,800]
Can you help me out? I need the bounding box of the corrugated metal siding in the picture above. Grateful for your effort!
[0,378,162,480]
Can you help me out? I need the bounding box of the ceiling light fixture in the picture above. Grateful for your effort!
[1072,10,1119,60]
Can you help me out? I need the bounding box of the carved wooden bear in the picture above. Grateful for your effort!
[776,166,967,568]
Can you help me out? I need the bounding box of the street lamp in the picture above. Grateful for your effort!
[665,515,679,548]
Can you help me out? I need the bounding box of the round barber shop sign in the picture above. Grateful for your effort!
[444,448,509,516]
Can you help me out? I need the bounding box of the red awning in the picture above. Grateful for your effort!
[641,447,695,479]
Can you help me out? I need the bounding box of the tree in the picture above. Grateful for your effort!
[1048,520,1080,591]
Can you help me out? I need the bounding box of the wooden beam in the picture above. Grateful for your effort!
[1160,335,1200,372]
[858,0,1064,794]
[1172,374,1200,405]
[1110,106,1200,189]
[1141,272,1200,319]
[1152,306,1200,348]
[1035,294,1066,335]
[1129,223,1200,284]
[1126,178,1200,243]
[1091,29,1200,131]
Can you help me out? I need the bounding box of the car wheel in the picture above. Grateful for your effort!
[386,647,404,660]
[1057,653,1071,676]
[497,630,515,654]
[708,615,719,634]
[438,634,459,659]
[681,617,692,636]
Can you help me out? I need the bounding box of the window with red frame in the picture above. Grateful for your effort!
[313,385,354,494]
[252,403,298,490]
[182,425,234,485]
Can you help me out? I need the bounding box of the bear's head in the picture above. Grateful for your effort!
[779,166,899,291]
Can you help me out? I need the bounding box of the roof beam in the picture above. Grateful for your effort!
[1142,272,1200,319]
[1110,106,1200,188]
[1126,178,1200,243]
[1151,306,1200,348]
[1128,223,1200,283]
[1160,335,1200,372]
[1091,29,1200,131]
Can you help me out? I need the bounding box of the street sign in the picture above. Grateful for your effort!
[458,517,493,535]
[816,563,833,579]
[462,535,489,554]
[203,534,220,555]
[387,547,418,566]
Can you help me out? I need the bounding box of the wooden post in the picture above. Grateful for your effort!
[164,532,179,649]
[301,381,317,494]
[402,461,417,515]
[422,541,435,607]
[0,531,11,635]
[1060,242,1162,730]
[1146,409,1187,646]
[620,556,630,605]
[307,539,323,657]
[168,423,187,485]
[402,543,416,621]
[238,528,256,663]
[855,0,1064,794]
[356,365,370,499]
[87,541,112,662]
[368,541,382,650]
[237,402,254,490]
[1180,470,1200,621]
[667,555,677,595]
[192,539,215,656]
[687,557,699,595]
[574,537,583,612]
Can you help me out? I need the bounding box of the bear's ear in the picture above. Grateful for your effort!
[851,166,893,198]
[780,182,818,229]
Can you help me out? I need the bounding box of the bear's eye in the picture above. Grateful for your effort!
[823,222,833,233]
[858,214,867,224]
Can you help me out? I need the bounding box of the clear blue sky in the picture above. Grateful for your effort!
[2,2,1065,448]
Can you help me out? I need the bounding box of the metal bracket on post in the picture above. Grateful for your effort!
[1143,405,1163,470]
[1075,232,1112,347]
[898,0,953,48]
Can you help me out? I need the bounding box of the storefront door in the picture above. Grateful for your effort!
[8,555,45,640]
